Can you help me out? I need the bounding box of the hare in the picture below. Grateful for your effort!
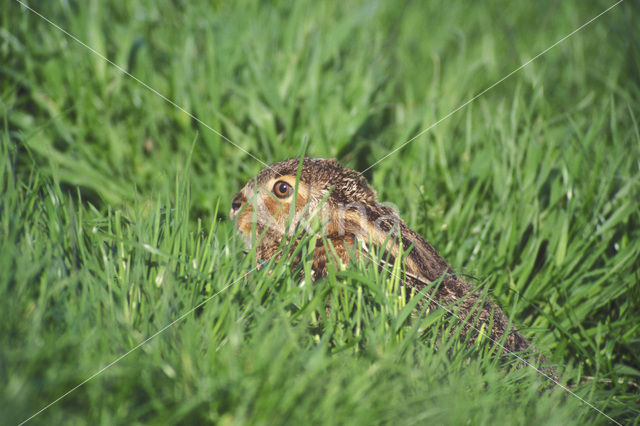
[230,157,553,372]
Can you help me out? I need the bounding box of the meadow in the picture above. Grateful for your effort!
[1,0,639,424]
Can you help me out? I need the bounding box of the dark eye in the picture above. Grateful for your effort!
[273,180,292,198]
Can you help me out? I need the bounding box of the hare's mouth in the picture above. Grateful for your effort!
[234,224,253,249]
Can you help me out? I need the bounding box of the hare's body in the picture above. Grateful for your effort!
[231,158,537,358]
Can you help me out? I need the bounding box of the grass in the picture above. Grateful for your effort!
[2,0,639,424]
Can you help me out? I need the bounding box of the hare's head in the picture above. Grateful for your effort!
[230,158,388,261]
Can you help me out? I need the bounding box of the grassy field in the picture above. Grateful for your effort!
[2,0,639,424]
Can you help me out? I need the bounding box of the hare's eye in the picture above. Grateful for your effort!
[273,181,292,198]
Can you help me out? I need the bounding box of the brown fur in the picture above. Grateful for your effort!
[230,158,555,376]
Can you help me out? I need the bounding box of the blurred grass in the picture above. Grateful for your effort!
[2,0,640,424]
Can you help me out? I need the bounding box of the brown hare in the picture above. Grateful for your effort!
[230,157,553,374]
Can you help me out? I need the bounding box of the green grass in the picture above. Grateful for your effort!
[2,0,640,424]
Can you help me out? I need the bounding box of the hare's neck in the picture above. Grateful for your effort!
[347,203,453,284]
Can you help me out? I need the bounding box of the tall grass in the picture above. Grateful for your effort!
[2,0,639,424]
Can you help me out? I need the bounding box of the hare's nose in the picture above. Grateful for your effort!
[230,193,245,220]
[231,194,243,211]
